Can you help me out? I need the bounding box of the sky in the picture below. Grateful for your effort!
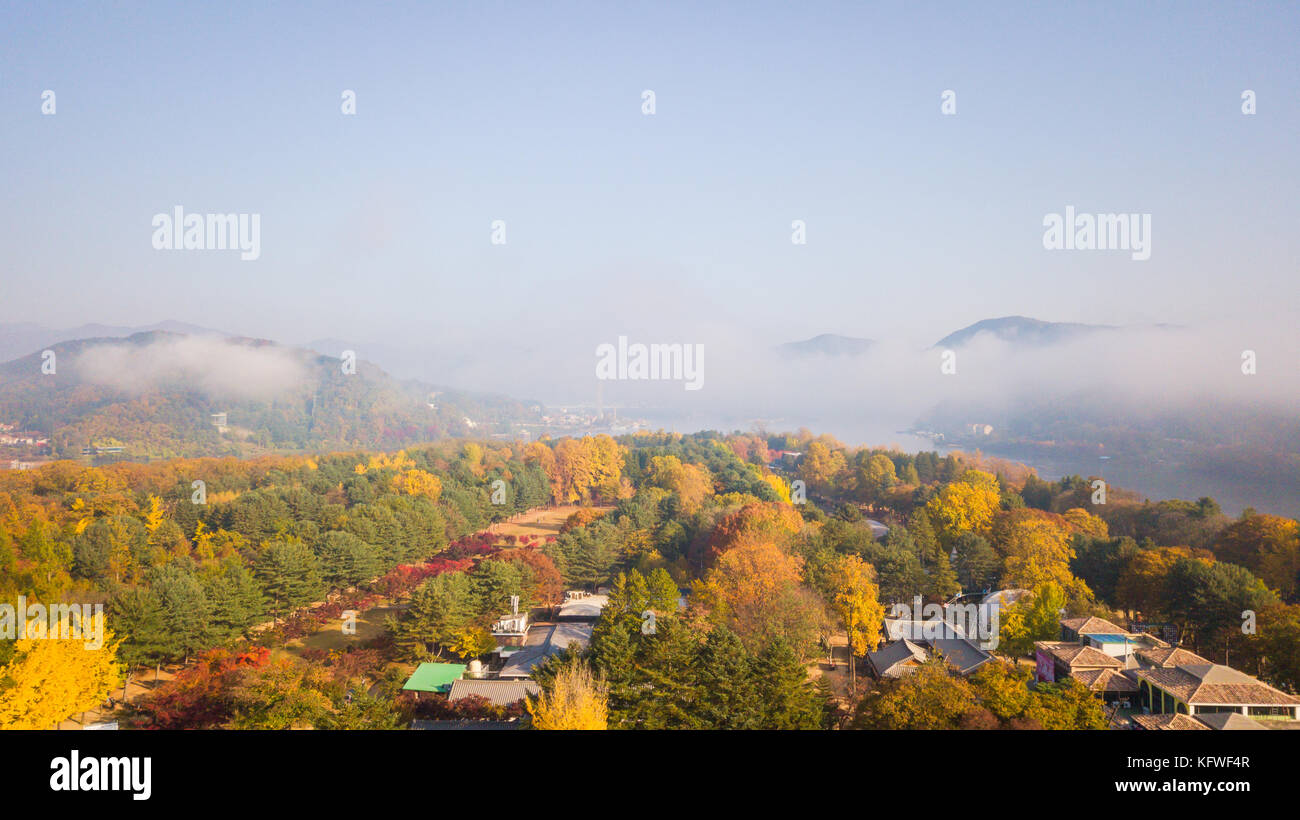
[1,1,1297,395]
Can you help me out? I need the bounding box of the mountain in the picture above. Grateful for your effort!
[0,320,230,364]
[779,333,874,357]
[0,331,541,460]
[933,316,1116,349]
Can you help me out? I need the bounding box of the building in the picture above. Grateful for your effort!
[447,679,540,708]
[866,632,992,679]
[1132,712,1268,731]
[557,591,608,622]
[498,622,594,679]
[1130,663,1300,722]
[866,639,929,678]
[401,662,467,696]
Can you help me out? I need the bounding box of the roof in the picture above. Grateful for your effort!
[981,589,1031,609]
[928,638,993,675]
[1195,712,1268,731]
[867,639,928,677]
[1073,668,1138,692]
[1088,633,1138,644]
[1060,616,1126,636]
[1135,647,1210,668]
[402,662,467,693]
[558,594,608,621]
[447,679,541,707]
[498,623,593,678]
[1132,664,1300,706]
[883,618,966,642]
[410,719,522,730]
[1132,714,1211,731]
[1035,641,1123,669]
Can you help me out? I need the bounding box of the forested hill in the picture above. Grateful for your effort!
[0,331,539,460]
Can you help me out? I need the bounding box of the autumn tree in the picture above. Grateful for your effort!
[0,622,123,729]
[692,540,829,658]
[1213,513,1300,601]
[527,655,609,730]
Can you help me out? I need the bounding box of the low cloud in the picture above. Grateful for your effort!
[72,336,306,400]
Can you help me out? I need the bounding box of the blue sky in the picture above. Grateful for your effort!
[2,0,1297,355]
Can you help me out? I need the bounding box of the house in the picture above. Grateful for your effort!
[448,679,540,708]
[1133,646,1210,668]
[866,639,928,678]
[491,611,529,647]
[927,638,994,675]
[1130,714,1211,731]
[1071,668,1139,704]
[498,622,593,679]
[1132,712,1268,731]
[1059,616,1128,643]
[1035,641,1122,680]
[1130,663,1300,722]
[865,636,992,679]
[557,591,608,622]
[882,617,966,643]
[401,662,467,696]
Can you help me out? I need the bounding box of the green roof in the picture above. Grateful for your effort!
[402,662,468,693]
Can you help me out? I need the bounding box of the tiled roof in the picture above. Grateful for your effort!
[1060,616,1126,635]
[1132,714,1210,731]
[928,638,993,675]
[867,639,928,677]
[1135,647,1210,668]
[447,679,541,707]
[1073,668,1138,692]
[1195,712,1267,731]
[1035,641,1123,669]
[410,719,522,730]
[1132,664,1300,706]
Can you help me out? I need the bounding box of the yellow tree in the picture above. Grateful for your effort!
[823,553,886,694]
[647,455,713,514]
[993,509,1092,601]
[0,622,123,729]
[393,468,443,502]
[925,471,1000,543]
[1116,546,1206,616]
[528,657,608,730]
[797,441,847,494]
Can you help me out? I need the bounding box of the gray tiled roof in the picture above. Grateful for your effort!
[447,679,541,707]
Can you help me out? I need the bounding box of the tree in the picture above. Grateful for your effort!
[852,655,973,730]
[201,557,266,642]
[527,655,609,730]
[227,656,334,729]
[0,623,123,729]
[997,582,1067,658]
[646,455,713,514]
[924,471,1000,545]
[255,537,325,617]
[149,562,215,661]
[692,540,829,658]
[953,533,1000,592]
[822,554,886,661]
[1213,514,1300,601]
[993,508,1091,602]
[388,571,476,660]
[318,530,383,589]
